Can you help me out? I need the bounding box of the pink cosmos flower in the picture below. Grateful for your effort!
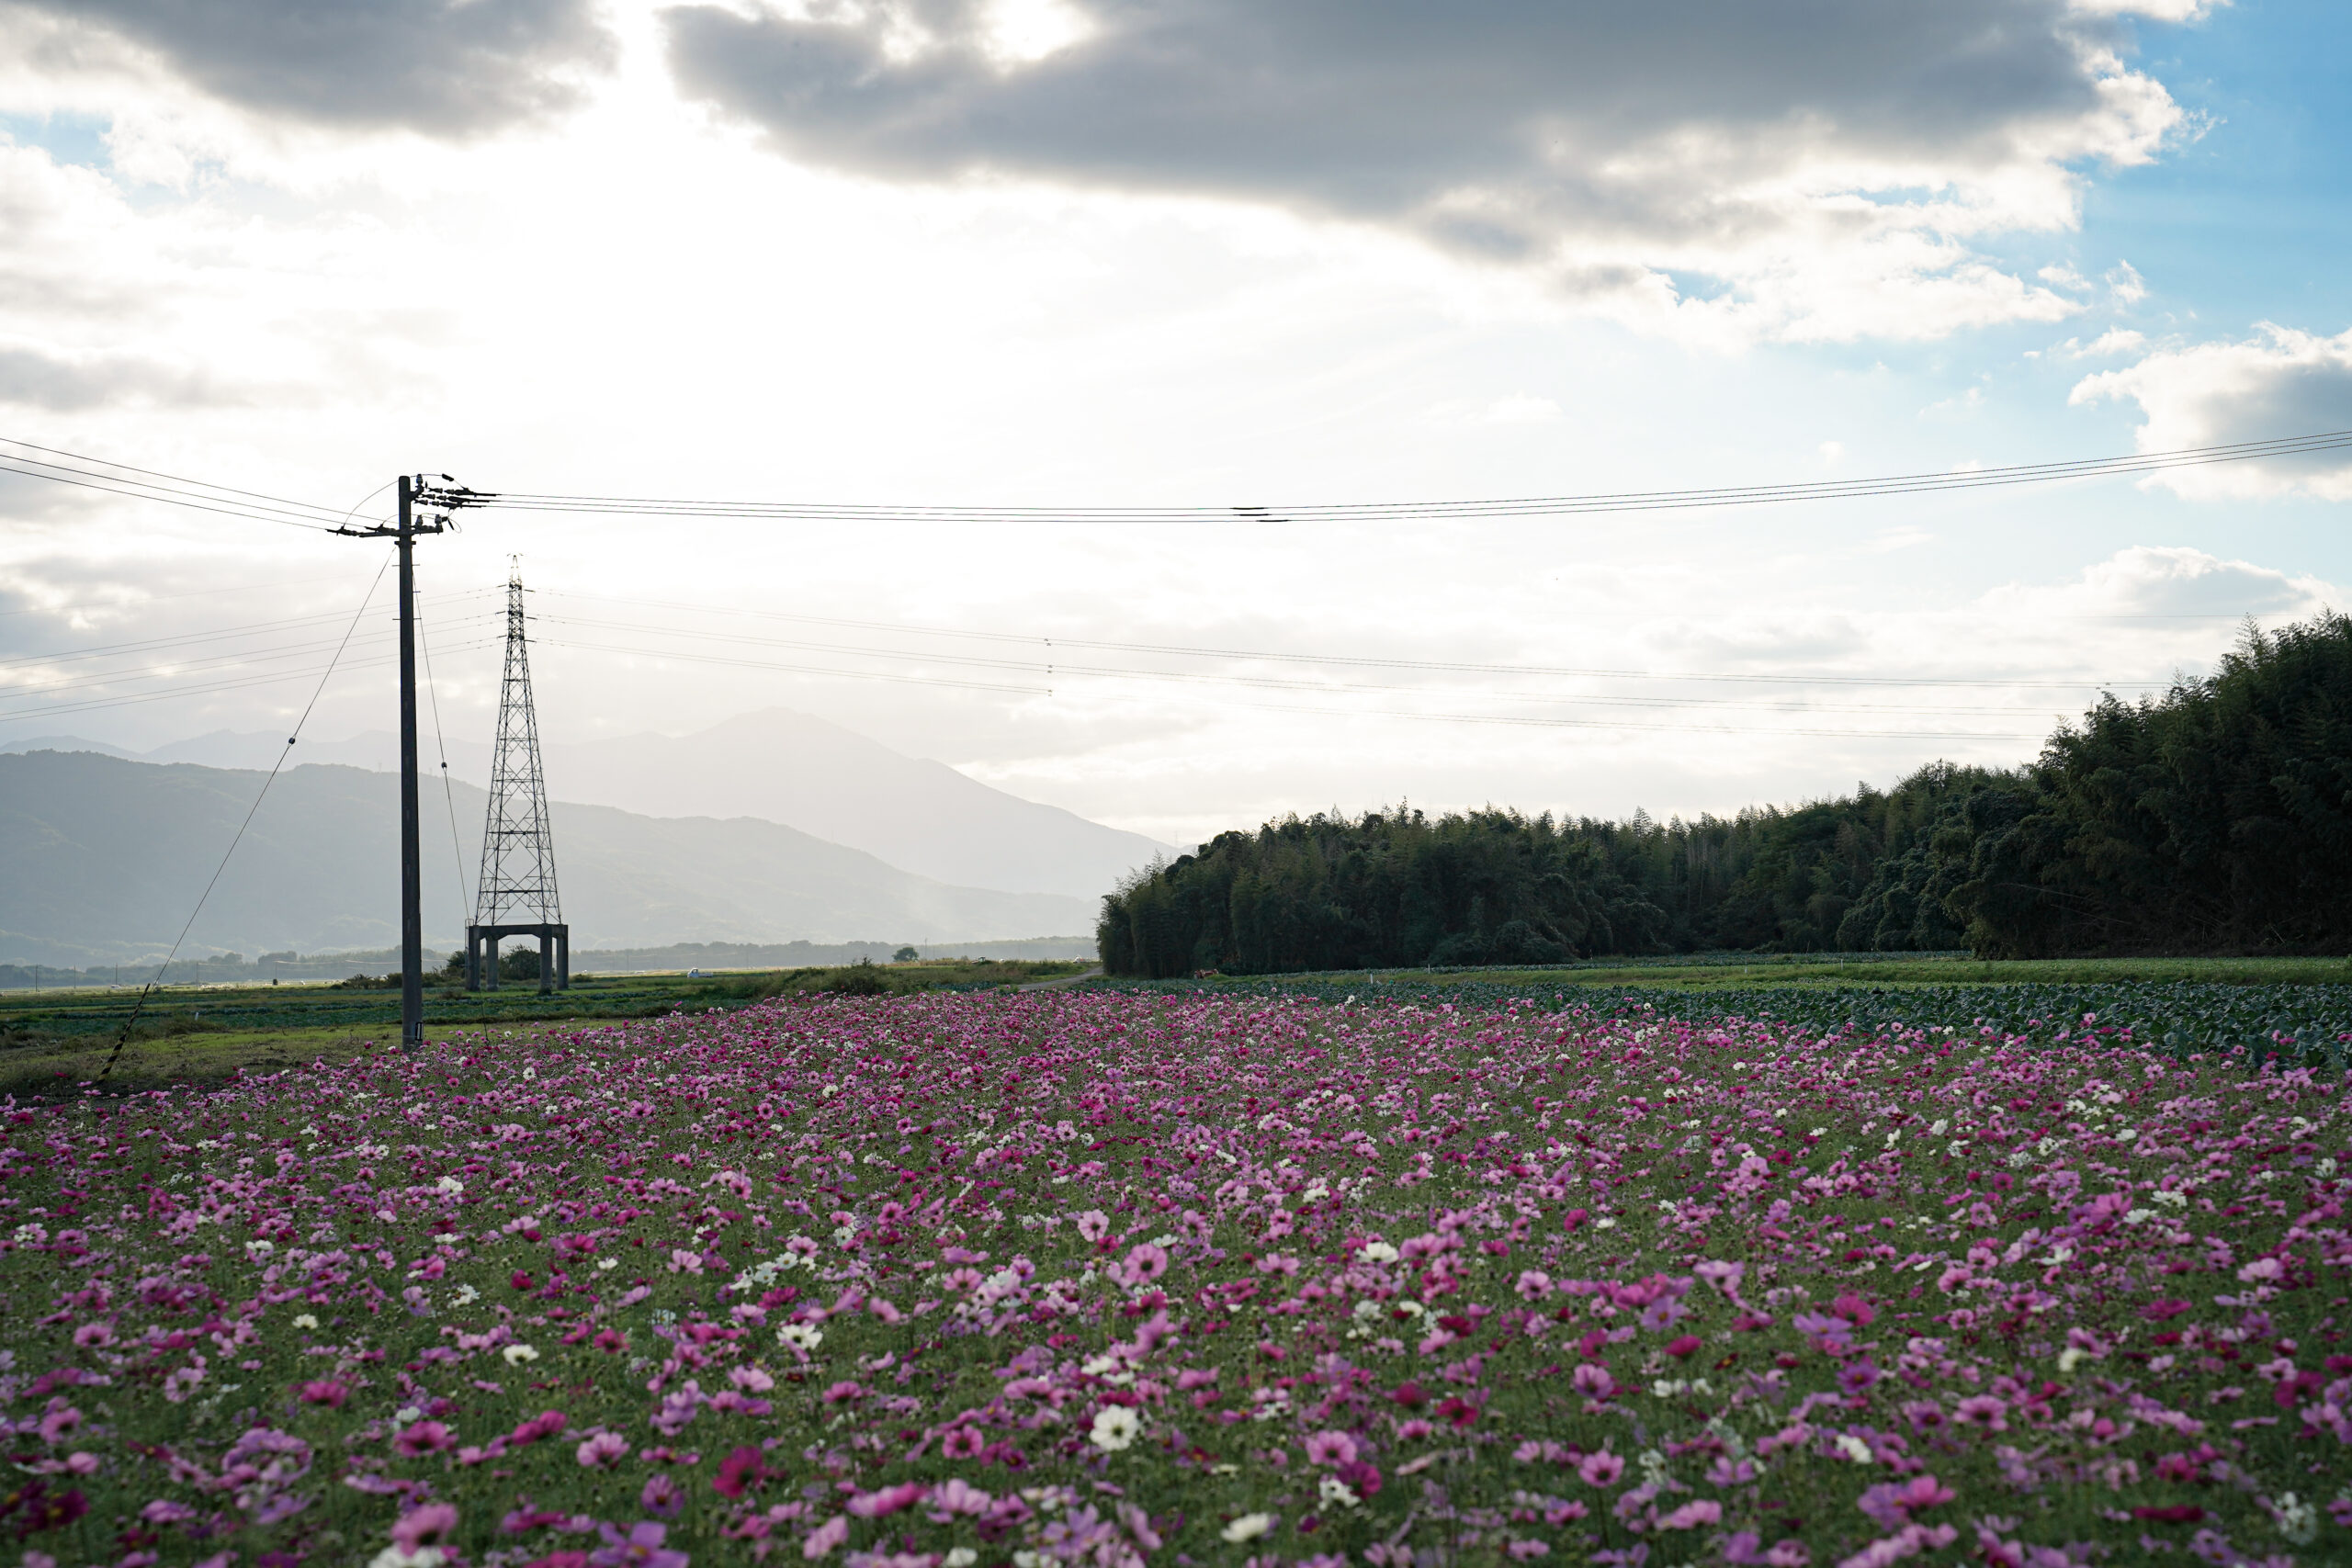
[1953,1395,2008,1431]
[847,1481,928,1518]
[713,1446,765,1499]
[1666,1335,1702,1359]
[1303,1430,1358,1466]
[393,1420,455,1456]
[1578,1450,1625,1487]
[821,1380,865,1404]
[803,1515,848,1559]
[511,1410,570,1445]
[298,1382,347,1407]
[392,1502,458,1553]
[577,1429,630,1468]
[1123,1243,1170,1282]
[596,1520,688,1568]
[1658,1500,1722,1529]
[927,1479,994,1519]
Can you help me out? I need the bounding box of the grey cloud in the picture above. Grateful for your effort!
[663,1,2131,261]
[17,0,615,136]
[0,344,236,411]
[2070,326,2352,499]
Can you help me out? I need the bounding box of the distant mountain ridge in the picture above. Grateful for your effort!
[5,708,1170,900]
[0,750,1095,966]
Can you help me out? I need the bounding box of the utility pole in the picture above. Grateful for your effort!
[339,475,477,1052]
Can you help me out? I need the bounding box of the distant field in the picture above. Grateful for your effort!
[1106,952,2352,1066]
[0,958,1088,1099]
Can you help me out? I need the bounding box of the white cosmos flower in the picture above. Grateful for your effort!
[1089,1405,1140,1452]
[1221,1514,1274,1543]
[503,1344,539,1365]
[1318,1477,1362,1509]
[436,1177,464,1196]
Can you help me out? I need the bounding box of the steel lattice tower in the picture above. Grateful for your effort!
[464,569,569,993]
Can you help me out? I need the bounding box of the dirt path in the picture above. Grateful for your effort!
[1017,964,1104,992]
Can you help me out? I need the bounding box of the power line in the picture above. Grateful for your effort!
[97,553,395,1081]
[458,428,2352,524]
[528,615,2098,717]
[0,439,354,532]
[0,613,500,704]
[0,569,390,619]
[528,593,2169,692]
[530,634,2042,741]
[0,637,501,726]
[0,594,496,671]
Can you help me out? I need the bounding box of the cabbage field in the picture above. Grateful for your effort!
[1,990,2346,1568]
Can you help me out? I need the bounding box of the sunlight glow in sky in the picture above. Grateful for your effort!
[2,0,2348,845]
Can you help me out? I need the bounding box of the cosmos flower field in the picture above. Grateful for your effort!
[3,991,2348,1568]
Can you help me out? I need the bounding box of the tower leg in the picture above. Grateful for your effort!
[465,929,480,992]
[487,936,501,991]
[538,924,554,996]
[558,928,571,991]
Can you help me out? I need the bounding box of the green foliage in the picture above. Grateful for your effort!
[1099,764,1997,976]
[1103,615,2352,973]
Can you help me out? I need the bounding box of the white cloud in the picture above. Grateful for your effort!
[663,1,2200,346]
[2059,326,2145,356]
[2070,324,2352,499]
[1976,544,2331,622]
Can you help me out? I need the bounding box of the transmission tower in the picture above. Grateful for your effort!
[465,566,568,994]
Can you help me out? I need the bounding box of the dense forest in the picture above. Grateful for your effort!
[1098,615,2352,975]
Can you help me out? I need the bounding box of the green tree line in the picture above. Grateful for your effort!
[1099,615,2352,975]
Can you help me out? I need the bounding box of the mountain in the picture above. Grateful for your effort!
[0,750,1094,965]
[16,709,1173,900]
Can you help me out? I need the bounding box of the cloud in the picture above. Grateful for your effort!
[1976,544,2331,622]
[663,0,2194,344]
[2070,323,2352,499]
[0,342,236,410]
[0,0,616,139]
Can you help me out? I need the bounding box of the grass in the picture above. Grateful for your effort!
[0,958,1090,1100]
[1407,953,2352,989]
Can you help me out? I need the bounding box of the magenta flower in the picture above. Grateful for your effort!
[592,1520,688,1568]
[1578,1450,1625,1487]
[393,1421,455,1457]
[393,1502,458,1553]
[639,1473,683,1519]
[298,1381,347,1407]
[712,1445,765,1499]
[1303,1430,1358,1466]
[577,1430,630,1469]
[1952,1395,2008,1431]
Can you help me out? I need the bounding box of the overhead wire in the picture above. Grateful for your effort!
[529,633,2046,741]
[0,438,355,533]
[527,614,2095,721]
[416,600,476,936]
[96,553,395,1081]
[0,570,390,619]
[0,614,501,706]
[458,428,2352,524]
[0,637,503,726]
[526,592,2171,693]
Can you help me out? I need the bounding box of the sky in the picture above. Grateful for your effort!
[2,0,2351,851]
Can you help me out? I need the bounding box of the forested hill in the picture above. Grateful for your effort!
[1099,615,2352,976]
